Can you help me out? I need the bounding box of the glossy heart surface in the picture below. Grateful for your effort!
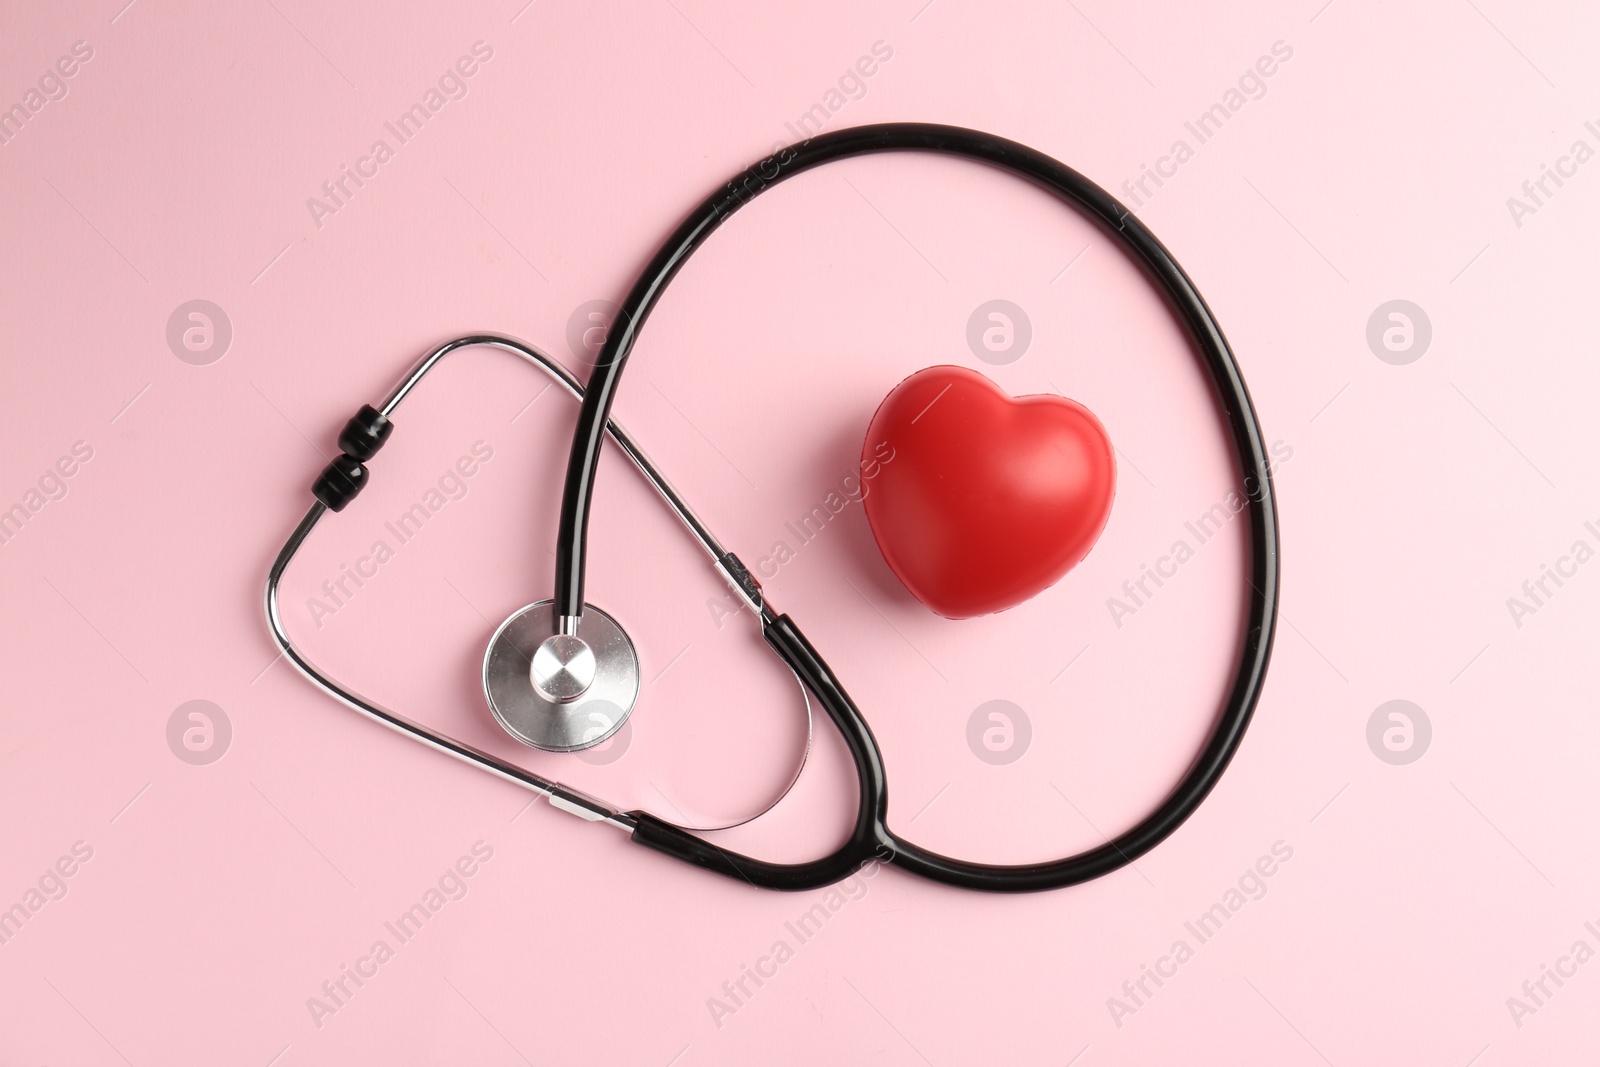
[861,365,1115,618]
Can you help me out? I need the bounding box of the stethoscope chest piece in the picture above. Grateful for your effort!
[482,600,640,752]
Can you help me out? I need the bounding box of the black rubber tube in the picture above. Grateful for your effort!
[557,123,1280,891]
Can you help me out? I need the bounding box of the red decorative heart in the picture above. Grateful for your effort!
[860,366,1115,619]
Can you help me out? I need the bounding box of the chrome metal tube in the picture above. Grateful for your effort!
[377,334,728,564]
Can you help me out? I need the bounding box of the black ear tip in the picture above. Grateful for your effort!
[312,454,369,512]
[338,404,394,461]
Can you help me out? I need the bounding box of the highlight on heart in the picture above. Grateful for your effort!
[860,365,1116,619]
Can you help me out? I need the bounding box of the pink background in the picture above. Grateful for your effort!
[2,0,1597,1063]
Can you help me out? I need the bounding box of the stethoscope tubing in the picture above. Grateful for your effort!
[557,123,1281,892]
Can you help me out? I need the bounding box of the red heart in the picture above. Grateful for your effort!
[860,366,1115,619]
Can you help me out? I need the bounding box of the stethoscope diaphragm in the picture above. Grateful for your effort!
[482,599,639,753]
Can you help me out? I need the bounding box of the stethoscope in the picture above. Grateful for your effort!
[265,123,1280,893]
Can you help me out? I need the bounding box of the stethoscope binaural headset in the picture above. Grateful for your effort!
[266,123,1280,893]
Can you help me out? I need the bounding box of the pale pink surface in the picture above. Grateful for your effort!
[1,1,1596,1063]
